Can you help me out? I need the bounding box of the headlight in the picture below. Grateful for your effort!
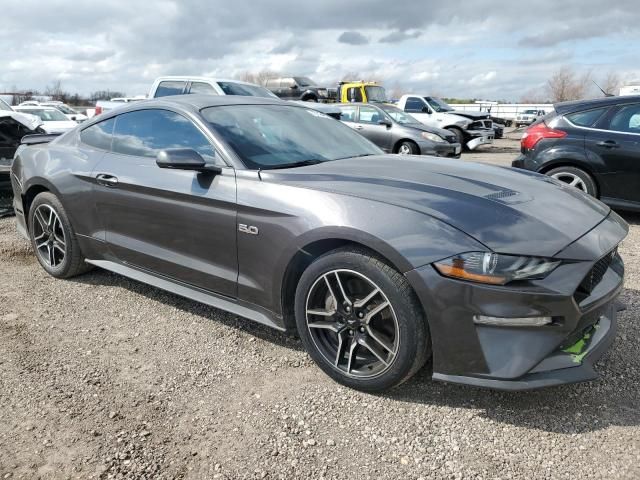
[433,252,560,285]
[421,132,446,143]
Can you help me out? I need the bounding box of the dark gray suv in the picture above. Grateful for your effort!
[11,95,627,392]
[265,76,336,102]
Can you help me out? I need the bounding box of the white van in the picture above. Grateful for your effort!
[148,76,277,99]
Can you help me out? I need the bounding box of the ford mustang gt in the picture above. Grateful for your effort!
[10,95,628,391]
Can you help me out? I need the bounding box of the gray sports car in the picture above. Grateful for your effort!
[10,95,627,392]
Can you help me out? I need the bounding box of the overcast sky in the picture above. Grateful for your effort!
[2,0,639,101]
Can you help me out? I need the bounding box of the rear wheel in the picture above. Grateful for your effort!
[294,248,430,391]
[28,192,91,278]
[546,166,597,197]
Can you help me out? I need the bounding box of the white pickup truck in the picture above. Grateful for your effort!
[396,95,494,150]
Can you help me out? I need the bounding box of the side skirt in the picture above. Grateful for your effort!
[85,259,286,332]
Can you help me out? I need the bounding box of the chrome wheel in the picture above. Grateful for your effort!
[398,144,412,155]
[305,269,399,379]
[550,172,587,192]
[32,204,66,268]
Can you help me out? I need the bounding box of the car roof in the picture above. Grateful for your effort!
[15,106,58,110]
[154,76,259,86]
[555,95,640,115]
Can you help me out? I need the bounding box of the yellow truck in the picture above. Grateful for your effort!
[337,81,387,103]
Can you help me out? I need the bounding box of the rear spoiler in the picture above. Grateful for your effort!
[20,133,62,146]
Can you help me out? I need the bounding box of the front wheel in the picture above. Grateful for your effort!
[294,248,430,391]
[397,141,419,155]
[546,166,597,197]
[446,128,465,148]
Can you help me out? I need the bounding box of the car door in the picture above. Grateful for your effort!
[92,108,238,297]
[403,97,436,128]
[356,106,392,151]
[583,103,640,204]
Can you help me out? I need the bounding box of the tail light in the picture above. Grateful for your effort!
[95,106,103,115]
[521,122,566,150]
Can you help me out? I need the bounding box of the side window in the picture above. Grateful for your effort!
[154,81,187,98]
[265,78,280,88]
[358,106,383,124]
[608,104,640,133]
[566,107,608,127]
[80,117,116,151]
[404,97,426,113]
[112,110,216,162]
[188,82,218,95]
[281,78,295,88]
[338,106,357,122]
[347,87,363,102]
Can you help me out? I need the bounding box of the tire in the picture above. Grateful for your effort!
[396,140,419,155]
[294,247,431,391]
[546,166,598,197]
[28,192,91,278]
[446,127,465,148]
[302,96,318,102]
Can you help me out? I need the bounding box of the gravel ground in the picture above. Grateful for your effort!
[1,135,639,479]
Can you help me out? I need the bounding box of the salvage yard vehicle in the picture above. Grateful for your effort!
[1,109,46,216]
[93,97,145,117]
[397,94,494,150]
[265,76,337,102]
[514,109,546,127]
[513,95,640,212]
[40,101,88,122]
[14,106,79,133]
[12,95,628,392]
[149,76,277,100]
[337,81,387,103]
[336,103,461,157]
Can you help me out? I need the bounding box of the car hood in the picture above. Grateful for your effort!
[401,123,456,138]
[0,111,43,131]
[263,155,610,257]
[452,110,491,120]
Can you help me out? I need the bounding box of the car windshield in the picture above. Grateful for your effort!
[49,104,77,114]
[425,97,454,112]
[202,104,381,169]
[217,82,277,98]
[19,108,68,121]
[0,98,12,111]
[379,104,421,125]
[365,86,387,102]
[294,77,316,87]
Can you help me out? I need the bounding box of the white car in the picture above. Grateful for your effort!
[514,109,546,127]
[13,106,77,134]
[40,102,88,122]
[148,76,278,99]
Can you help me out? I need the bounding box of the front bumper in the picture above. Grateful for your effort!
[405,212,628,390]
[465,129,494,150]
[422,141,462,158]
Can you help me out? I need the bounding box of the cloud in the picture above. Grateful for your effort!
[379,30,422,43]
[337,31,369,45]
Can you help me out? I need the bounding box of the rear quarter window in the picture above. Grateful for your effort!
[80,117,115,150]
[566,107,608,127]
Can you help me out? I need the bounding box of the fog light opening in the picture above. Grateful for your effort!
[473,315,552,327]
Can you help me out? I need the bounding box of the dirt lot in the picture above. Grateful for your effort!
[1,134,639,479]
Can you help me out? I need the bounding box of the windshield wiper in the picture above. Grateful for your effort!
[266,159,325,170]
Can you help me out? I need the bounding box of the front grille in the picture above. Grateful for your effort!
[482,120,492,129]
[576,248,618,296]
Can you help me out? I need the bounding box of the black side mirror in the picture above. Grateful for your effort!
[378,119,392,128]
[421,106,432,114]
[291,84,299,89]
[156,148,221,174]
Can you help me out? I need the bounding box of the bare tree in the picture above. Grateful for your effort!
[600,71,622,96]
[546,66,593,102]
[238,69,278,86]
[44,80,69,102]
[520,87,548,104]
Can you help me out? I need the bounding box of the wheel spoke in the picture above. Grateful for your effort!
[53,243,65,255]
[346,337,358,373]
[365,325,394,354]
[334,272,352,306]
[354,288,380,309]
[47,244,55,266]
[334,331,347,367]
[34,209,48,232]
[364,301,390,324]
[308,321,340,333]
[36,239,49,250]
[33,231,47,242]
[569,177,580,187]
[47,207,55,229]
[323,275,338,306]
[358,337,389,366]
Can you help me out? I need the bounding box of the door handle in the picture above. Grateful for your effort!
[596,141,620,148]
[96,173,119,187]
[355,125,364,130]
